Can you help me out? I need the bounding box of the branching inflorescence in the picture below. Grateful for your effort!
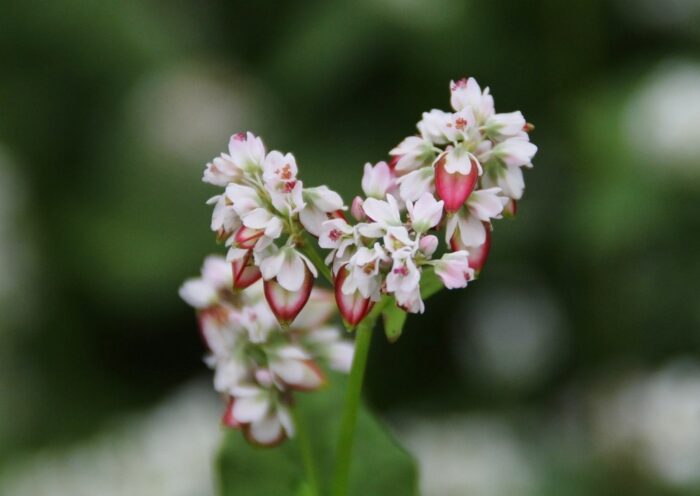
[180,77,537,448]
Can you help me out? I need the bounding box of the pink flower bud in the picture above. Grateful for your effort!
[264,265,314,326]
[231,251,262,290]
[419,234,439,257]
[503,199,517,218]
[221,397,242,429]
[233,226,264,249]
[450,221,492,275]
[388,155,399,169]
[434,153,479,213]
[334,266,374,327]
[350,196,366,221]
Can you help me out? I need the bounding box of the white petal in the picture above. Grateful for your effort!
[248,414,284,445]
[467,187,507,221]
[179,279,217,308]
[277,250,306,292]
[232,395,270,423]
[458,213,487,247]
[299,205,328,237]
[259,249,285,281]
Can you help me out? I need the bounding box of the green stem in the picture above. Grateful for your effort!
[293,407,320,496]
[331,298,390,496]
[299,239,334,285]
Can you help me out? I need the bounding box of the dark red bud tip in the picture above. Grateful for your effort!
[523,123,535,133]
[232,251,262,290]
[434,154,479,213]
[264,268,314,326]
[334,266,374,327]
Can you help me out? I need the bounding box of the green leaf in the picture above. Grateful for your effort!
[217,373,418,496]
[383,300,408,343]
[420,268,444,300]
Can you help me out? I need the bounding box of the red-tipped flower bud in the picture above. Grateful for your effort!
[450,221,492,276]
[231,251,262,290]
[434,152,479,213]
[233,226,264,249]
[264,266,314,326]
[334,265,374,327]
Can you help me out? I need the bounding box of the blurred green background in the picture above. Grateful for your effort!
[1,0,700,494]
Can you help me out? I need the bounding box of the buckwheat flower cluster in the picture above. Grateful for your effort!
[390,78,537,260]
[320,77,537,324]
[179,255,353,446]
[204,132,346,325]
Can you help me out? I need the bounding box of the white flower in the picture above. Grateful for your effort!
[397,166,435,203]
[417,109,453,145]
[395,284,425,314]
[386,252,421,296]
[200,255,232,288]
[228,132,266,173]
[263,150,299,193]
[445,211,488,248]
[258,245,318,292]
[229,385,294,445]
[179,255,231,308]
[484,111,526,139]
[238,207,284,245]
[269,345,325,391]
[488,137,537,168]
[203,153,241,186]
[450,78,495,122]
[383,226,418,256]
[389,136,437,173]
[319,218,355,266]
[225,183,264,217]
[343,243,387,299]
[270,180,306,216]
[214,357,249,393]
[467,187,508,221]
[207,194,240,237]
[359,194,403,234]
[444,188,504,248]
[432,251,474,289]
[361,161,396,199]
[482,164,525,200]
[407,192,444,233]
[299,185,345,236]
[179,279,219,309]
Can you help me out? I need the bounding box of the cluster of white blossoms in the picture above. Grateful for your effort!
[182,76,536,445]
[320,77,537,323]
[204,131,346,325]
[179,256,353,446]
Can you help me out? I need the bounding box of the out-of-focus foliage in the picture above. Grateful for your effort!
[218,374,417,496]
[0,0,699,494]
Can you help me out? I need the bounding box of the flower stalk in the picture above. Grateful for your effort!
[331,297,390,496]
